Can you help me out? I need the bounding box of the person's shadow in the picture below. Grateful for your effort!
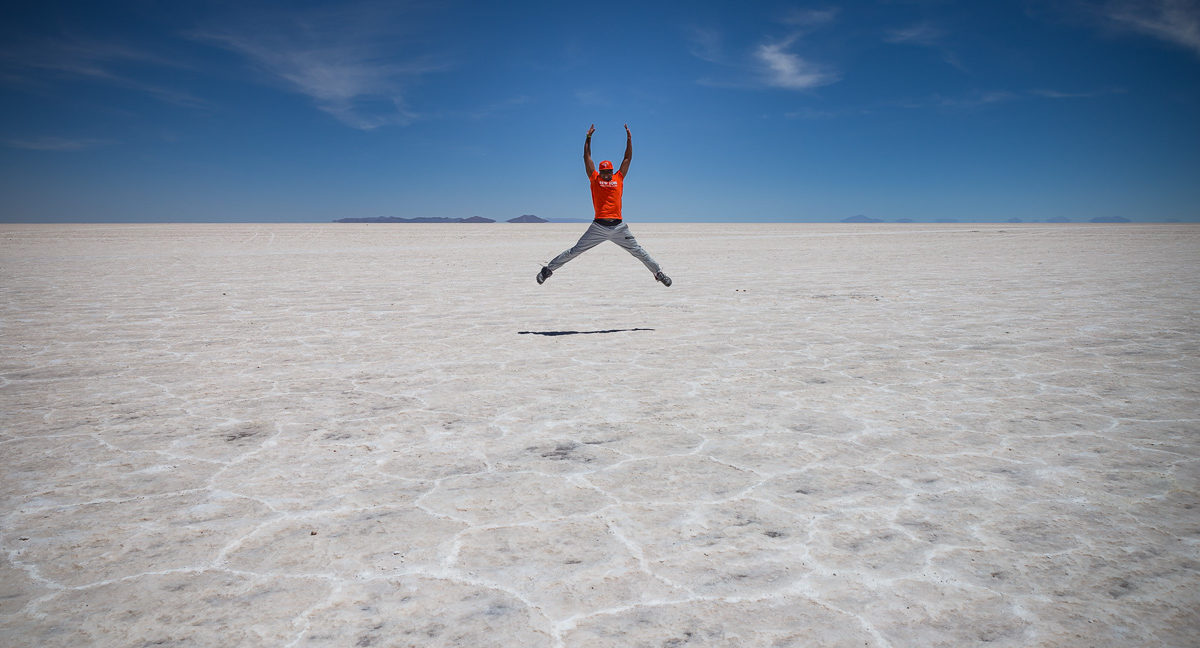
[518,328,654,337]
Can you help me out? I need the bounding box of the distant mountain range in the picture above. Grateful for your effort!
[840,215,1134,224]
[334,214,572,224]
[841,215,885,223]
[335,214,1140,224]
[334,216,495,223]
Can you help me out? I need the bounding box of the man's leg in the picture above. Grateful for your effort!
[545,222,610,271]
[610,223,662,274]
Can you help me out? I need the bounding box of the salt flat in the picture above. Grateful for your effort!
[1,222,1197,647]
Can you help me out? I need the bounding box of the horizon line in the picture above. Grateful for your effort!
[2,219,1196,225]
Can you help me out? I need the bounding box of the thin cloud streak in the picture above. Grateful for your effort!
[1103,0,1200,56]
[0,37,210,108]
[941,90,1016,107]
[3,137,114,151]
[890,90,1017,110]
[884,23,944,46]
[780,8,839,30]
[1030,87,1126,99]
[2,38,171,79]
[462,95,531,120]
[883,21,967,72]
[685,26,724,64]
[573,89,610,106]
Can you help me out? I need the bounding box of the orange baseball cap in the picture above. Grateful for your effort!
[598,160,613,171]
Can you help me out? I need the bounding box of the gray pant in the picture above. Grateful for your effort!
[546,221,662,274]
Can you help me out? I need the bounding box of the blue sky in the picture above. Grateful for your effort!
[1,0,1198,223]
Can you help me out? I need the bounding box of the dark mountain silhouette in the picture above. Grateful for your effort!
[508,215,548,223]
[334,216,495,223]
[841,215,884,223]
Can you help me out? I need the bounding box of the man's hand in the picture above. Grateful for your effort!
[587,124,596,138]
[625,124,631,138]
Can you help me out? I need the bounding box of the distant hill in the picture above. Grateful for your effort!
[1090,216,1131,223]
[508,214,548,223]
[334,216,495,223]
[841,215,884,223]
[1046,216,1071,223]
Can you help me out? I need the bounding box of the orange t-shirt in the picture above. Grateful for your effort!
[590,170,624,221]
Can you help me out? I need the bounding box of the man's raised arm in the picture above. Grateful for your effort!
[618,124,632,177]
[584,124,596,177]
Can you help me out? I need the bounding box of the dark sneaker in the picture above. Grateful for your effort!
[537,266,553,284]
[655,271,672,287]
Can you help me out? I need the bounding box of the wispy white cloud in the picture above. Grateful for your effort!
[3,136,114,151]
[755,36,838,90]
[1103,0,1200,57]
[192,3,447,130]
[689,10,839,91]
[760,7,838,89]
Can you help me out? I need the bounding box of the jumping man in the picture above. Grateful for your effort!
[536,124,671,286]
